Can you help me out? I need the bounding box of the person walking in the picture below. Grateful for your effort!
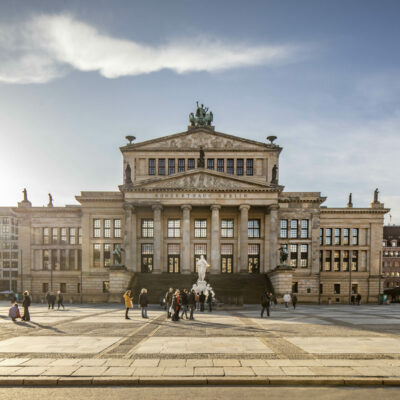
[356,293,362,305]
[46,292,52,309]
[261,291,271,318]
[206,290,213,312]
[57,291,65,310]
[292,293,298,310]
[199,291,206,312]
[283,292,291,309]
[123,290,133,320]
[50,293,56,309]
[22,291,31,321]
[180,289,189,319]
[171,290,181,321]
[9,303,21,321]
[188,289,196,320]
[139,288,149,318]
[165,288,174,319]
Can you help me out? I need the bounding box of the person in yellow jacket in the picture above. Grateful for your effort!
[123,290,133,320]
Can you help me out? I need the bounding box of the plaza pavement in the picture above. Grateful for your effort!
[0,302,400,386]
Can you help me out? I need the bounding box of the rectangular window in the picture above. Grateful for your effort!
[43,228,50,244]
[221,244,233,273]
[334,228,341,245]
[78,228,82,244]
[289,244,298,267]
[167,219,181,238]
[248,219,260,238]
[148,158,156,175]
[248,244,260,273]
[325,228,332,245]
[194,219,207,238]
[158,158,166,175]
[60,283,67,293]
[352,250,358,271]
[93,219,101,238]
[188,158,195,170]
[207,159,215,170]
[319,250,323,271]
[325,250,332,271]
[60,250,66,270]
[334,283,340,294]
[217,159,224,173]
[69,227,76,244]
[68,249,75,270]
[227,159,234,174]
[236,159,244,175]
[104,244,111,267]
[290,220,298,238]
[343,250,349,271]
[52,228,58,244]
[343,228,350,245]
[43,250,49,270]
[334,250,340,271]
[194,244,207,271]
[168,158,175,175]
[114,219,121,238]
[300,220,308,239]
[60,228,67,244]
[167,244,180,273]
[246,159,254,176]
[221,219,234,238]
[320,228,323,245]
[42,282,49,294]
[300,244,308,267]
[141,219,154,238]
[93,244,101,268]
[178,158,185,173]
[352,228,359,245]
[280,219,288,238]
[104,219,111,238]
[141,244,154,273]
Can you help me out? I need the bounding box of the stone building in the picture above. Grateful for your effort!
[382,225,400,290]
[13,106,389,303]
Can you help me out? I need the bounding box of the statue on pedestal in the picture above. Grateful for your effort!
[278,245,289,266]
[23,188,28,202]
[112,245,125,266]
[374,188,379,203]
[125,163,132,184]
[48,193,53,207]
[189,102,213,127]
[271,164,278,185]
[197,254,209,282]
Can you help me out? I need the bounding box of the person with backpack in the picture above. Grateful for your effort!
[261,291,271,318]
[9,303,21,321]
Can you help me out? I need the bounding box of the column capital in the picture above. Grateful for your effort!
[239,204,251,211]
[152,204,163,211]
[181,204,192,211]
[210,204,221,211]
[268,204,279,212]
[123,203,135,212]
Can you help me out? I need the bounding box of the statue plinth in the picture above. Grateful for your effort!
[275,264,293,271]
[109,264,126,271]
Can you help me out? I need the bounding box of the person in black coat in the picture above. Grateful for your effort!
[57,291,65,310]
[199,291,206,312]
[180,289,189,319]
[187,290,196,320]
[261,291,270,318]
[139,288,149,318]
[22,291,31,321]
[292,293,298,310]
[206,291,213,312]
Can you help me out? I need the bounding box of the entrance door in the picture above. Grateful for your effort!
[221,255,233,273]
[248,255,260,273]
[141,255,153,273]
[168,255,180,273]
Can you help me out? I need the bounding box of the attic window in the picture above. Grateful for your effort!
[188,158,195,170]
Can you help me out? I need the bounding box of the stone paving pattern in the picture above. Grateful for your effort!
[0,303,400,380]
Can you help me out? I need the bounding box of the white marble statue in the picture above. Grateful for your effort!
[196,255,209,282]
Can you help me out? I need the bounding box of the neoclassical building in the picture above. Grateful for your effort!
[14,107,389,303]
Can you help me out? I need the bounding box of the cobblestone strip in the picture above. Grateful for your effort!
[258,337,312,359]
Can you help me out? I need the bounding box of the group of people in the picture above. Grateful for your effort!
[164,288,213,321]
[260,291,298,317]
[8,291,31,322]
[45,291,65,310]
[351,293,362,305]
[123,288,149,319]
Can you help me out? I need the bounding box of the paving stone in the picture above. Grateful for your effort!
[50,359,82,366]
[252,366,284,376]
[22,358,55,366]
[104,359,133,367]
[159,359,186,367]
[281,367,315,376]
[132,367,164,376]
[14,367,48,376]
[103,367,136,376]
[266,359,296,367]
[131,359,160,367]
[0,367,22,375]
[290,359,323,366]
[79,359,106,366]
[311,367,360,376]
[223,367,255,376]
[353,367,393,377]
[194,367,225,376]
[213,359,241,367]
[319,359,362,367]
[72,366,108,376]
[41,366,78,376]
[240,359,268,367]
[186,359,213,367]
[163,367,194,376]
[0,358,30,366]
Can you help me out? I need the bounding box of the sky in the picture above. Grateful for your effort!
[0,0,399,223]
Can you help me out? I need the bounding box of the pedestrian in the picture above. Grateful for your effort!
[50,293,56,309]
[356,293,362,305]
[46,292,52,309]
[283,292,291,309]
[165,287,174,319]
[206,290,213,312]
[123,290,133,320]
[261,291,271,318]
[351,294,355,305]
[199,291,206,312]
[292,293,298,310]
[188,289,196,320]
[9,303,21,321]
[22,291,31,321]
[195,292,200,310]
[57,291,65,310]
[180,289,189,319]
[139,288,149,318]
[271,293,277,309]
[171,290,181,321]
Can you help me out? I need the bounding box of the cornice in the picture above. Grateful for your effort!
[321,208,390,215]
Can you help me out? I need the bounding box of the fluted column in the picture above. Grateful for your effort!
[152,204,163,274]
[210,205,221,274]
[181,205,192,274]
[239,205,250,273]
[123,203,134,271]
[269,204,279,269]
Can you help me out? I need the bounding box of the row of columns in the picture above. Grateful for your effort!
[123,202,279,274]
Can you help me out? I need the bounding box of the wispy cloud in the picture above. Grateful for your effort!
[0,14,301,84]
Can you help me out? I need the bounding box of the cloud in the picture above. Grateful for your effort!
[0,14,300,84]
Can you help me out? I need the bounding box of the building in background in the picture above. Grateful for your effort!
[0,207,19,292]
[383,225,400,290]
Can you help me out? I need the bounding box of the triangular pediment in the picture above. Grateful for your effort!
[121,128,280,152]
[122,169,282,192]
